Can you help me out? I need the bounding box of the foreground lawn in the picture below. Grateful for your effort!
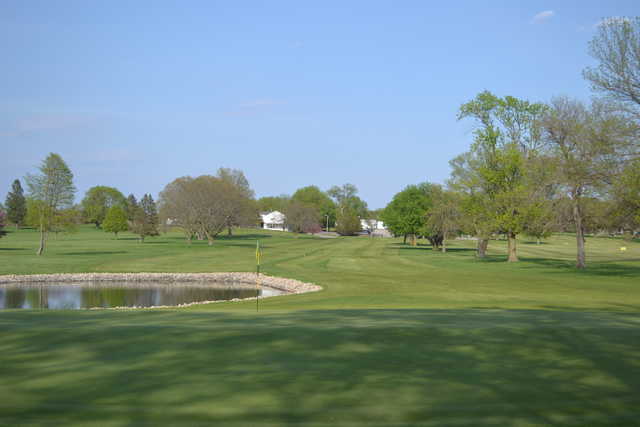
[1,227,639,425]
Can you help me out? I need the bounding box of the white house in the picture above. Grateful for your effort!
[360,219,386,232]
[260,211,288,231]
[360,219,391,237]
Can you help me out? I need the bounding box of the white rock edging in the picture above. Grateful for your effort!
[0,272,322,310]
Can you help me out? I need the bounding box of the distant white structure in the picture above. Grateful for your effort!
[360,219,391,237]
[360,219,386,232]
[260,211,288,231]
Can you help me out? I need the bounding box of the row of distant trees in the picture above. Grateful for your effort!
[380,18,640,269]
[256,183,372,236]
[0,155,161,255]
[160,173,372,240]
[0,157,376,255]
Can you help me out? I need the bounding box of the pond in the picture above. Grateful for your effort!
[0,282,284,309]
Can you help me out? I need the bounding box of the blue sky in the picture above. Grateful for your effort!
[1,1,638,209]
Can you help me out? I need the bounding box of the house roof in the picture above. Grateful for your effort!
[261,211,286,223]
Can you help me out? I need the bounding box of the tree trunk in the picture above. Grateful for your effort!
[37,229,46,256]
[115,232,118,240]
[403,234,408,244]
[410,234,417,246]
[537,237,541,245]
[441,238,446,253]
[477,238,488,258]
[227,226,233,236]
[507,232,518,262]
[573,200,586,269]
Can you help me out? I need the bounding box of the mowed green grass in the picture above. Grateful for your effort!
[1,227,640,426]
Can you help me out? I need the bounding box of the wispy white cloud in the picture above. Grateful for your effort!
[594,16,631,29]
[531,10,554,24]
[0,113,99,137]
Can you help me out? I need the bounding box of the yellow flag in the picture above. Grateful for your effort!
[256,240,262,265]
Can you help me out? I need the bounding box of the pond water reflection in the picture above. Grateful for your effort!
[0,282,283,309]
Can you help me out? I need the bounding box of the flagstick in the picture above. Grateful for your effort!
[256,240,260,312]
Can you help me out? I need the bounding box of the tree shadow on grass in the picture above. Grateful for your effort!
[0,248,27,251]
[390,243,475,253]
[62,251,128,256]
[394,246,435,251]
[520,257,640,278]
[216,233,273,241]
[0,309,639,425]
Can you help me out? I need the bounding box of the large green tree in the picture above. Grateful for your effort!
[284,201,322,233]
[25,153,76,255]
[81,186,127,228]
[130,194,159,242]
[125,194,138,221]
[159,175,255,244]
[291,185,336,229]
[102,205,129,239]
[5,179,27,229]
[448,152,496,257]
[328,184,368,236]
[257,195,290,213]
[380,183,442,246]
[328,184,368,217]
[425,189,462,252]
[457,91,548,262]
[216,168,257,235]
[541,97,636,268]
[611,158,640,233]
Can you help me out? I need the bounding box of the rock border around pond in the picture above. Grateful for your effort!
[0,272,322,309]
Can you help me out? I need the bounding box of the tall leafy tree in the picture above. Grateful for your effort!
[328,184,368,236]
[216,168,255,199]
[541,97,636,268]
[426,189,461,252]
[215,168,257,235]
[448,152,496,257]
[611,158,640,233]
[125,194,138,221]
[131,194,159,242]
[5,179,27,229]
[159,175,255,245]
[457,91,548,262]
[335,207,361,236]
[81,186,127,228]
[327,184,368,217]
[102,205,129,239]
[25,153,76,255]
[284,201,322,233]
[291,185,336,229]
[380,183,442,246]
[257,195,290,213]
